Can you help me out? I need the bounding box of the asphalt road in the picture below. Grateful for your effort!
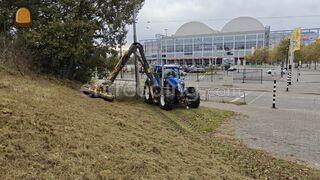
[244,90,320,111]
[202,101,320,169]
[200,70,320,169]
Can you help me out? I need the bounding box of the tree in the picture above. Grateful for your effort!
[0,0,145,82]
[244,54,253,63]
[245,48,270,64]
[293,39,320,69]
[271,38,290,67]
[308,39,320,69]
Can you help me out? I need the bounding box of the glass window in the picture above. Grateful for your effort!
[258,34,264,39]
[203,37,213,51]
[161,40,166,53]
[175,39,183,52]
[184,38,193,53]
[246,34,257,40]
[184,38,193,44]
[235,35,245,41]
[166,39,174,53]
[176,45,183,52]
[235,42,245,50]
[246,41,257,49]
[203,37,212,43]
[167,45,174,53]
[224,36,234,42]
[213,36,223,42]
[194,37,203,51]
[167,39,174,45]
[204,44,213,51]
[235,35,245,50]
[184,44,192,52]
[214,42,223,50]
[257,40,264,48]
[224,42,233,51]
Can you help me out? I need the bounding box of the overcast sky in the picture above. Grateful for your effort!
[125,0,320,46]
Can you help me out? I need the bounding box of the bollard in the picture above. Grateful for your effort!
[273,79,276,108]
[288,71,292,85]
[286,74,289,92]
[288,65,292,85]
[297,68,300,82]
[242,69,246,83]
[196,71,199,82]
[211,68,213,82]
[289,72,292,85]
[260,69,263,84]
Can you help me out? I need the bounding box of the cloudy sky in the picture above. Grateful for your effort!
[125,0,320,45]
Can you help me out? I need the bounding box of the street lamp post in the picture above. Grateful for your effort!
[133,6,140,98]
[164,29,168,36]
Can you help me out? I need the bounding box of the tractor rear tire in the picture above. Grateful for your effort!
[159,95,173,111]
[143,83,153,104]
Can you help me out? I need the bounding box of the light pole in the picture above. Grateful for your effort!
[120,44,123,78]
[164,29,168,36]
[214,45,217,67]
[133,6,140,98]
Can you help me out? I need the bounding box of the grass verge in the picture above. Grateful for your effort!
[0,69,319,179]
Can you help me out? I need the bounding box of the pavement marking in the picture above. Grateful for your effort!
[248,92,266,105]
[231,93,248,103]
[199,75,206,80]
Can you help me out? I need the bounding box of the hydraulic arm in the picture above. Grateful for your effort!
[81,42,155,101]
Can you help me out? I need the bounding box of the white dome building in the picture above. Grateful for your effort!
[143,17,269,66]
[221,17,265,33]
[174,21,219,37]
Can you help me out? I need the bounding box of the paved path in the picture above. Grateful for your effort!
[202,102,320,169]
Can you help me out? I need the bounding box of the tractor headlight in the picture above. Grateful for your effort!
[177,84,183,93]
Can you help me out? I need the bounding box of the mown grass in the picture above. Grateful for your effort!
[162,107,233,134]
[0,69,319,179]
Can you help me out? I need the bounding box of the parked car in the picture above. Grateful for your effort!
[181,66,191,73]
[189,66,206,73]
[282,68,287,74]
[227,66,237,71]
[180,70,187,76]
[267,69,272,75]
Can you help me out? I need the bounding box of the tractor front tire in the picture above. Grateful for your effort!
[159,95,173,111]
[186,87,200,109]
[188,93,200,109]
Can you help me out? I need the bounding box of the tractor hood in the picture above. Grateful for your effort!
[168,77,185,93]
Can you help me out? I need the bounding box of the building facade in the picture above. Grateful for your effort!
[142,17,320,66]
[269,28,320,49]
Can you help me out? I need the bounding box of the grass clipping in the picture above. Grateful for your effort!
[0,70,320,179]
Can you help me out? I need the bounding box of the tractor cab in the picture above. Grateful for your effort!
[153,65,180,78]
[144,65,199,110]
[153,65,185,94]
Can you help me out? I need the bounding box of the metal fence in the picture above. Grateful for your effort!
[111,79,247,104]
[198,87,246,104]
[185,69,281,84]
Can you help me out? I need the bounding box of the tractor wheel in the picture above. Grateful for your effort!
[188,94,200,108]
[187,89,200,109]
[159,94,173,111]
[143,83,153,104]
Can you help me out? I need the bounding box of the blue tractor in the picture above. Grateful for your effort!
[143,65,200,110]
[81,42,200,111]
